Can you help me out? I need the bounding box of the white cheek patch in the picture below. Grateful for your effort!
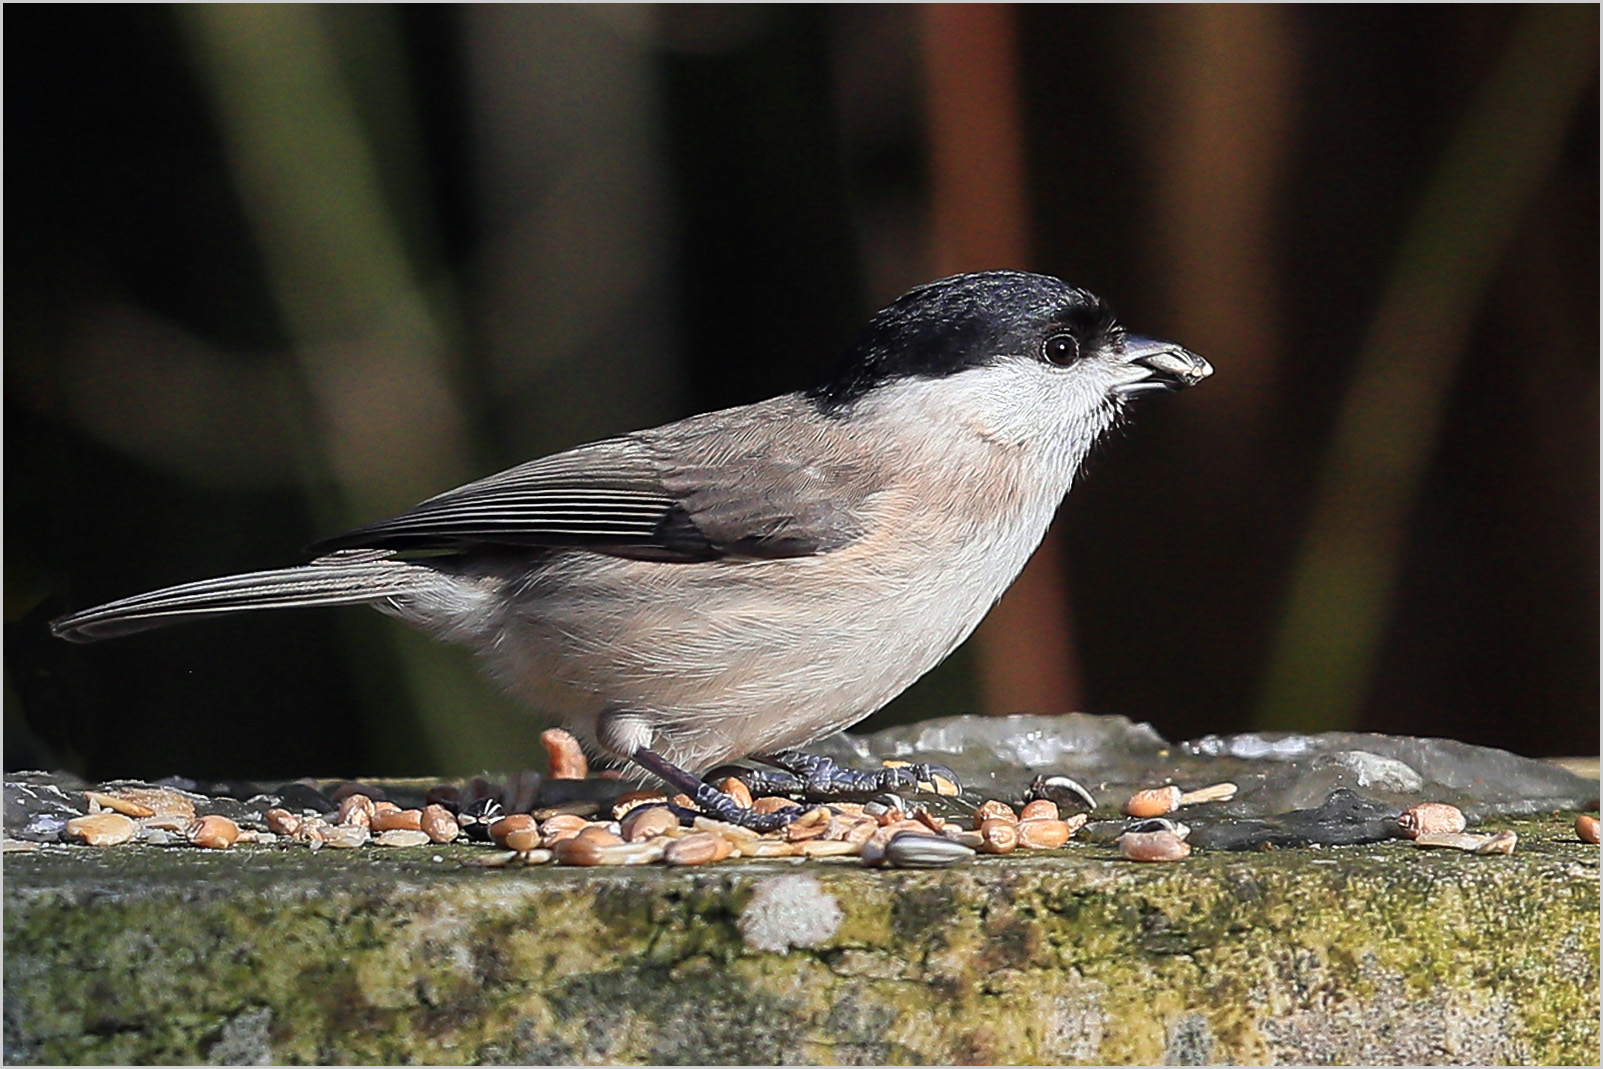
[860,362,1121,473]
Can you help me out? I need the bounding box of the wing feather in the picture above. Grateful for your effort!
[309,399,880,562]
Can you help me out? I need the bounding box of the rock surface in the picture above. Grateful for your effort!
[5,814,1597,1065]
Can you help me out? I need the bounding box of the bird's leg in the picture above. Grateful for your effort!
[628,747,799,832]
[738,749,962,802]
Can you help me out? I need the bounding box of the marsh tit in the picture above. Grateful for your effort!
[53,271,1211,826]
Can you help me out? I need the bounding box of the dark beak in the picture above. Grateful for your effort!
[1111,336,1213,397]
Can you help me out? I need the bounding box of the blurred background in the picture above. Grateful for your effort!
[6,5,1597,781]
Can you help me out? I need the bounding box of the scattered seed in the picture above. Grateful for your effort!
[371,808,424,833]
[531,799,602,821]
[859,820,933,867]
[323,824,369,849]
[541,812,590,833]
[457,797,504,840]
[1019,799,1060,822]
[264,809,301,837]
[1412,831,1500,852]
[65,812,138,846]
[1474,830,1517,855]
[1025,774,1096,811]
[884,830,974,868]
[1124,817,1190,839]
[541,728,589,779]
[664,831,733,866]
[692,816,762,844]
[115,786,199,823]
[751,796,802,816]
[972,799,1018,828]
[735,839,799,858]
[292,816,332,843]
[1120,828,1191,862]
[1015,818,1072,850]
[84,790,155,818]
[620,806,679,842]
[977,818,1018,854]
[574,825,625,848]
[1577,814,1600,844]
[1178,782,1238,806]
[1397,802,1466,839]
[503,827,544,851]
[337,794,376,828]
[1122,786,1183,818]
[842,817,881,845]
[374,829,432,848]
[490,814,539,849]
[717,777,755,810]
[783,807,832,843]
[420,805,461,844]
[612,790,669,820]
[187,815,240,850]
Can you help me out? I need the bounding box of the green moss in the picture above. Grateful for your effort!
[4,817,1597,1064]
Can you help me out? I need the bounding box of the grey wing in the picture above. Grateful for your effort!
[308,419,875,563]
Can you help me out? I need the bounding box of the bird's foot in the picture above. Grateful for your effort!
[713,749,962,802]
[629,747,800,832]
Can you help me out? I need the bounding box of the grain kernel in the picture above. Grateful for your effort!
[612,790,669,820]
[977,818,1018,854]
[1019,799,1059,822]
[1178,782,1238,806]
[490,814,539,848]
[370,808,424,833]
[265,808,301,837]
[1397,802,1466,839]
[1015,818,1071,850]
[1119,828,1191,862]
[664,831,733,866]
[541,728,589,779]
[972,799,1017,828]
[65,812,138,846]
[716,777,754,810]
[337,793,376,828]
[420,805,460,844]
[84,790,155,818]
[187,815,240,850]
[620,806,679,842]
[1122,786,1183,818]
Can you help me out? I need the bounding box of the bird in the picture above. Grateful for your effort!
[52,270,1211,826]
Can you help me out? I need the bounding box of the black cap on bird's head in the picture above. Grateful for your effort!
[808,271,1121,409]
[807,270,1210,411]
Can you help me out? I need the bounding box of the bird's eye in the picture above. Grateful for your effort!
[1042,333,1080,366]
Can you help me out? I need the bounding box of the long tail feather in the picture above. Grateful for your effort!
[50,553,439,643]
